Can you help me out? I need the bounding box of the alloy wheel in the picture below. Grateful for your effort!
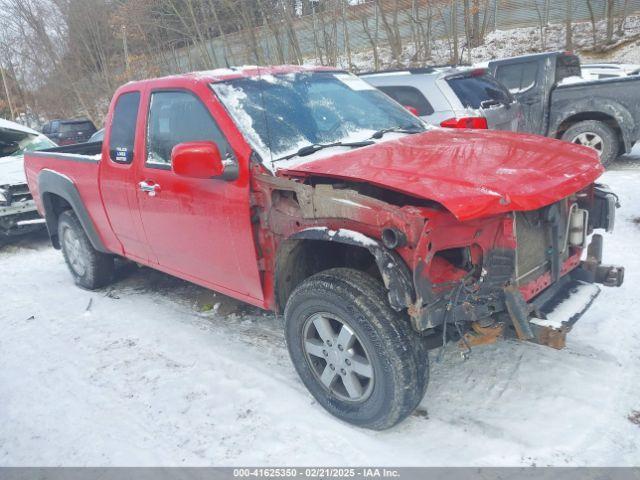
[302,312,374,402]
[571,132,604,156]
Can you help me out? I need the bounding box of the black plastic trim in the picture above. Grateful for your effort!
[38,169,110,253]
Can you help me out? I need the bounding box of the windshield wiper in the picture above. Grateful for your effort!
[276,140,374,162]
[369,125,423,139]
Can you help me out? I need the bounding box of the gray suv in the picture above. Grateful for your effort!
[361,67,522,131]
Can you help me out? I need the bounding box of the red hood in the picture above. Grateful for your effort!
[279,129,604,221]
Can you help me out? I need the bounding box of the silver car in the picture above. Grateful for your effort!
[361,67,522,131]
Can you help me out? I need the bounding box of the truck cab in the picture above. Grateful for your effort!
[24,66,624,430]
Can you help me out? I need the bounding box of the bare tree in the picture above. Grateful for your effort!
[565,0,573,50]
[361,2,381,70]
[452,0,460,64]
[605,0,615,44]
[586,0,599,49]
[375,0,402,65]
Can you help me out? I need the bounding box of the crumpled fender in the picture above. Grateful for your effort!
[290,227,415,311]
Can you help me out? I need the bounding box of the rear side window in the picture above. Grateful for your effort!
[109,91,141,164]
[446,73,514,109]
[556,54,581,83]
[376,86,434,116]
[146,90,231,167]
[50,121,60,133]
[495,61,538,94]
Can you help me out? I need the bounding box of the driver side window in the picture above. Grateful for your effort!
[146,90,232,168]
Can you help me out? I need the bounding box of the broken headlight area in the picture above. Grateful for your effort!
[409,194,623,352]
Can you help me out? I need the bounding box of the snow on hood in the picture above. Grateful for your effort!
[279,128,604,221]
[0,155,28,186]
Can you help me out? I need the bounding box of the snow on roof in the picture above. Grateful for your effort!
[144,65,340,85]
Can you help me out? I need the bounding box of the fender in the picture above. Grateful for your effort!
[548,96,635,151]
[288,227,415,311]
[38,169,109,253]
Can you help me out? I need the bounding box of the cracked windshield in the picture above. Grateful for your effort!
[211,71,425,165]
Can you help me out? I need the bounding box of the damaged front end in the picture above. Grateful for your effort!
[252,165,622,352]
[410,183,623,350]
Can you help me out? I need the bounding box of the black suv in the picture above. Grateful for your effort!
[41,119,97,146]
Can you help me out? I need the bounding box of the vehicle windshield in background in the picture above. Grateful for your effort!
[446,72,514,109]
[211,71,425,163]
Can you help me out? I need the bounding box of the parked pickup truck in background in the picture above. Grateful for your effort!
[488,51,640,166]
[25,66,624,429]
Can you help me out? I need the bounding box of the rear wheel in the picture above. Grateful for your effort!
[58,209,114,289]
[284,268,429,430]
[562,120,619,167]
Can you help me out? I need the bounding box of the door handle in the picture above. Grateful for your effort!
[139,180,160,197]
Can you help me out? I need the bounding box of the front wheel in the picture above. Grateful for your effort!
[284,268,429,430]
[562,120,619,167]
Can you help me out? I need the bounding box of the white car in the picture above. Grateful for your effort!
[581,63,640,80]
[0,119,57,238]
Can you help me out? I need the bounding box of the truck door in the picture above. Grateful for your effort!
[134,87,264,305]
[100,89,153,262]
[492,59,545,134]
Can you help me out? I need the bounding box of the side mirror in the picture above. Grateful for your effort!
[403,105,419,116]
[171,141,229,179]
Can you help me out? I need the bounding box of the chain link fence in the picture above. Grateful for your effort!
[164,0,640,72]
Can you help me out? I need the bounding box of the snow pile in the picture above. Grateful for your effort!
[558,75,589,86]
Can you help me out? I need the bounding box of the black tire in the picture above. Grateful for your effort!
[58,209,114,289]
[561,120,619,167]
[284,268,429,430]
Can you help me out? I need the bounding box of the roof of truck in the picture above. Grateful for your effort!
[128,65,340,87]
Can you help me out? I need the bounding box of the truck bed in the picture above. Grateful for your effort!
[550,75,640,151]
[23,142,122,255]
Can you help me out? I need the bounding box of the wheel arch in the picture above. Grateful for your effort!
[274,228,415,313]
[553,106,632,153]
[38,170,109,253]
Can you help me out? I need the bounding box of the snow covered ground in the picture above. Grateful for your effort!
[1,159,640,466]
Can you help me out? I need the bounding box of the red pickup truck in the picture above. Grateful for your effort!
[25,66,623,430]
